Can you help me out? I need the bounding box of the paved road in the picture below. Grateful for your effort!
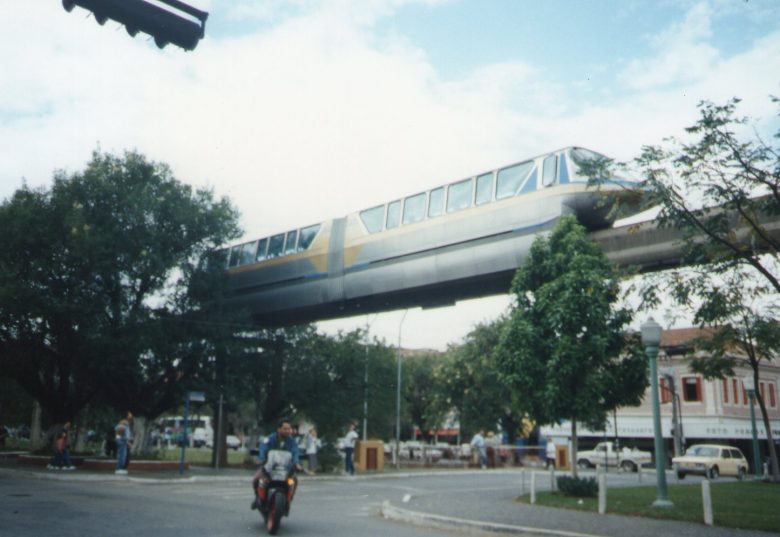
[1,466,776,537]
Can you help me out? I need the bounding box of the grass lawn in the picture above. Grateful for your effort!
[520,481,780,533]
[156,447,249,466]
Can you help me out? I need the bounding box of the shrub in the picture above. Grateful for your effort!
[317,442,343,473]
[556,475,598,497]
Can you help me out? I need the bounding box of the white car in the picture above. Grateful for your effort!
[673,444,748,480]
[206,435,243,450]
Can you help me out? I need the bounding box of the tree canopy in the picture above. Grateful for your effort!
[605,97,780,481]
[0,150,242,429]
[496,215,647,476]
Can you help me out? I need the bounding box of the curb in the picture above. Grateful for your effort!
[380,501,608,537]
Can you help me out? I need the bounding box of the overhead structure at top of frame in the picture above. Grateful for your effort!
[62,0,208,51]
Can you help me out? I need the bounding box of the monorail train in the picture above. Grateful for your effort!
[222,147,638,326]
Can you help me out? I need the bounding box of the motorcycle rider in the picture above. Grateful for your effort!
[251,418,303,511]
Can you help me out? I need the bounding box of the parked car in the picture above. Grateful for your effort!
[577,442,652,472]
[672,444,748,480]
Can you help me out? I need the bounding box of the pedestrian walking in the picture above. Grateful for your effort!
[343,423,358,475]
[470,429,487,469]
[47,422,75,470]
[115,419,130,475]
[305,428,319,474]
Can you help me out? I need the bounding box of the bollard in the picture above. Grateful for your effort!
[549,466,556,491]
[530,471,536,504]
[702,479,713,525]
[598,472,606,515]
[638,464,643,484]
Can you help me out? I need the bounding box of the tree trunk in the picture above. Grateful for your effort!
[756,391,780,482]
[131,416,149,456]
[571,419,578,479]
[30,400,43,451]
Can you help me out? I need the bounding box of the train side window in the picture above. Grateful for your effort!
[447,178,473,213]
[228,245,242,268]
[475,173,493,206]
[239,241,257,265]
[428,187,444,217]
[298,224,321,251]
[386,200,401,229]
[255,238,268,262]
[360,205,385,233]
[496,161,533,199]
[403,192,426,225]
[542,154,557,186]
[284,230,298,255]
[267,233,285,258]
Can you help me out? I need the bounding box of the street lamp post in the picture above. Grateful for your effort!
[641,318,673,508]
[395,310,408,470]
[742,375,762,478]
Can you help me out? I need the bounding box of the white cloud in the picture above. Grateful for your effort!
[1,0,779,349]
[619,2,720,90]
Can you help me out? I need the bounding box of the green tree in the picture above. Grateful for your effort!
[437,319,523,442]
[496,215,647,477]
[0,150,241,444]
[613,97,780,481]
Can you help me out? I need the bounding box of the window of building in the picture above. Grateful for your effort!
[760,382,765,401]
[475,173,493,206]
[297,224,320,251]
[770,383,777,408]
[660,377,672,404]
[255,238,268,261]
[447,178,473,213]
[733,378,739,404]
[496,161,533,199]
[682,376,702,402]
[723,378,729,404]
[428,187,444,218]
[386,200,401,229]
[267,233,285,258]
[360,205,385,233]
[402,192,426,225]
[743,386,748,405]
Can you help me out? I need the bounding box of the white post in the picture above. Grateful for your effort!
[638,464,643,484]
[598,472,607,515]
[702,480,713,525]
[530,471,536,504]
[549,466,556,491]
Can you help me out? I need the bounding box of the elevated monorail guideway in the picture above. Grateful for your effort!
[221,146,658,326]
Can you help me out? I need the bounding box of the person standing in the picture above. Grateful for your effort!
[343,423,358,475]
[48,422,75,470]
[122,411,134,471]
[304,428,319,474]
[470,429,487,469]
[115,419,130,475]
[545,437,557,469]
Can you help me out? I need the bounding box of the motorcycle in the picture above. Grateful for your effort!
[255,449,297,534]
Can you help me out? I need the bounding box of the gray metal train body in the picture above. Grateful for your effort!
[223,147,635,325]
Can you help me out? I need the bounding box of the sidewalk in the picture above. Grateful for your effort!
[2,461,775,537]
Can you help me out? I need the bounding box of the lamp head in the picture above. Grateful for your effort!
[641,317,663,347]
[742,374,755,393]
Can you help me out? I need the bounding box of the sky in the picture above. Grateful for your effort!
[1,0,779,350]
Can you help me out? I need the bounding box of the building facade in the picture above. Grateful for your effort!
[541,327,780,465]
